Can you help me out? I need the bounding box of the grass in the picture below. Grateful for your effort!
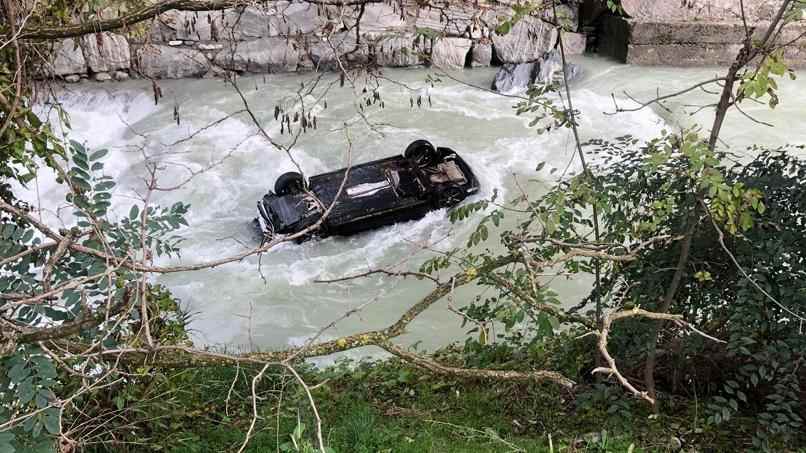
[92,360,706,453]
[77,353,806,453]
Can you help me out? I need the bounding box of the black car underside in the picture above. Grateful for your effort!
[256,140,479,241]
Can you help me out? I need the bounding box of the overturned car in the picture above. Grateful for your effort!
[256,140,480,241]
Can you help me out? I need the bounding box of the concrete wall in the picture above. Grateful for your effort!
[596,0,806,67]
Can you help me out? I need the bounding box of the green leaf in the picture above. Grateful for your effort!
[43,408,60,435]
[18,378,35,404]
[0,432,16,453]
[94,181,115,192]
[89,149,109,161]
[8,362,30,382]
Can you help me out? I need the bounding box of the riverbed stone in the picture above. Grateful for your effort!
[306,32,368,70]
[562,31,587,55]
[48,38,87,76]
[470,41,492,67]
[81,32,130,72]
[214,38,299,73]
[492,50,582,93]
[199,43,224,51]
[136,45,211,78]
[64,74,81,83]
[491,62,538,93]
[350,3,407,33]
[267,2,324,36]
[491,17,557,64]
[545,3,579,32]
[406,0,504,39]
[373,33,424,66]
[94,72,112,82]
[430,37,472,68]
[113,70,130,81]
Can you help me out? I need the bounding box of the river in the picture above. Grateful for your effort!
[29,55,806,359]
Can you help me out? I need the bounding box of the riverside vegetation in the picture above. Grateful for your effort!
[3,0,806,452]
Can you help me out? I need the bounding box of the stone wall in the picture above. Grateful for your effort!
[598,0,806,67]
[45,0,586,82]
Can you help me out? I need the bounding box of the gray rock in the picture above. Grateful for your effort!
[198,43,224,51]
[545,4,579,32]
[306,33,368,70]
[267,2,323,36]
[491,17,557,64]
[64,74,81,83]
[406,0,504,39]
[94,72,112,82]
[561,31,586,55]
[81,32,131,72]
[491,62,538,93]
[491,50,582,93]
[430,37,472,69]
[50,38,86,76]
[204,64,235,79]
[470,41,492,67]
[113,70,130,81]
[214,38,299,73]
[153,7,275,42]
[136,45,211,78]
[168,40,184,46]
[668,436,683,451]
[348,3,407,33]
[536,49,582,84]
[373,33,424,67]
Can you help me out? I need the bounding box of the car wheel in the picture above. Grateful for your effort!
[404,140,437,166]
[275,172,305,196]
[439,186,465,208]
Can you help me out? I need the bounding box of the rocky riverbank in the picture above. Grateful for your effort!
[38,0,806,89]
[41,0,586,84]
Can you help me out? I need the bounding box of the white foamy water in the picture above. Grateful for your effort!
[20,56,806,354]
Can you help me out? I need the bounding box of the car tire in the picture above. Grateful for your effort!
[438,185,465,208]
[275,172,305,196]
[405,140,437,166]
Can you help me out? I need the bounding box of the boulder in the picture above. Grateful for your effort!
[136,45,211,78]
[430,37,472,68]
[406,0,504,39]
[536,49,582,84]
[545,4,579,31]
[561,31,586,55]
[267,2,324,36]
[350,3,407,33]
[50,38,86,76]
[153,7,272,42]
[491,50,582,93]
[492,17,557,63]
[373,33,424,66]
[94,72,112,82]
[214,38,299,72]
[81,32,130,72]
[470,41,492,67]
[64,74,81,83]
[491,62,538,93]
[305,33,368,70]
[113,70,130,81]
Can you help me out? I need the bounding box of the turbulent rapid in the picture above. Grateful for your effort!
[26,56,806,357]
